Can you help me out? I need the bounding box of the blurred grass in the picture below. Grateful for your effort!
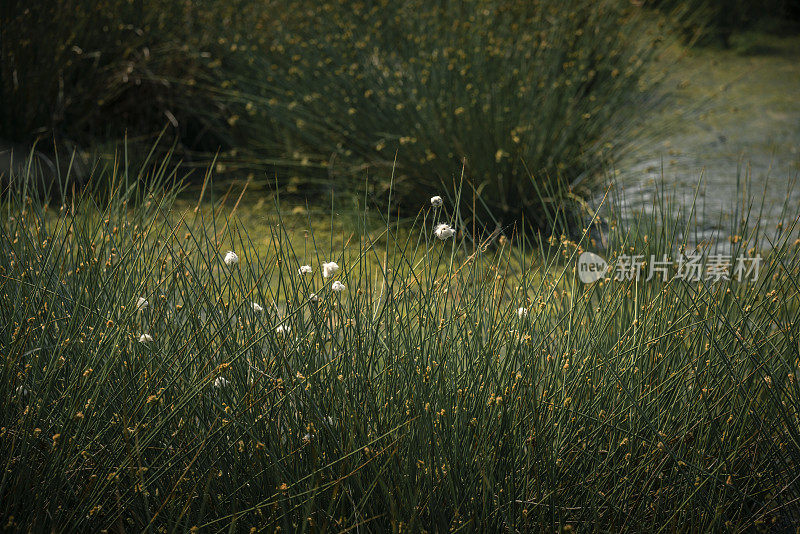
[648,0,800,48]
[2,0,678,233]
[212,0,671,230]
[1,0,240,151]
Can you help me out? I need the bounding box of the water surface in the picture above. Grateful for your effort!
[612,34,800,243]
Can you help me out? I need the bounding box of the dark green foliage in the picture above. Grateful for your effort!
[218,0,665,230]
[649,0,800,47]
[2,1,672,232]
[0,0,243,152]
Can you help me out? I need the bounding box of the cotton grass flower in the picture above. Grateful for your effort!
[434,223,456,240]
[139,333,154,343]
[517,307,528,319]
[322,261,339,278]
[431,195,443,207]
[308,293,319,303]
[331,280,346,292]
[299,264,312,275]
[214,377,229,388]
[276,324,291,335]
[137,297,148,311]
[223,250,239,266]
[251,302,264,313]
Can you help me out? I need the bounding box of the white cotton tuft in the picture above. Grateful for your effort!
[322,261,340,278]
[139,333,154,343]
[331,280,346,292]
[434,223,456,240]
[214,377,229,388]
[224,251,239,266]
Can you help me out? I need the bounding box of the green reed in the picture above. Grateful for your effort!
[1,155,798,532]
[3,0,676,230]
[217,0,671,228]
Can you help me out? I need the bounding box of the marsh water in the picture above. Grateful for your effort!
[609,35,800,245]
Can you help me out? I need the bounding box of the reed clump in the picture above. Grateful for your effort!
[1,157,798,531]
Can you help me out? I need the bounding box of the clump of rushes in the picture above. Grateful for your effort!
[217,0,673,230]
[1,156,799,532]
[0,0,270,158]
[4,1,675,232]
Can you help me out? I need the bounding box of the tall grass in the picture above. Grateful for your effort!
[3,1,675,228]
[219,0,669,229]
[0,0,262,153]
[1,155,799,532]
